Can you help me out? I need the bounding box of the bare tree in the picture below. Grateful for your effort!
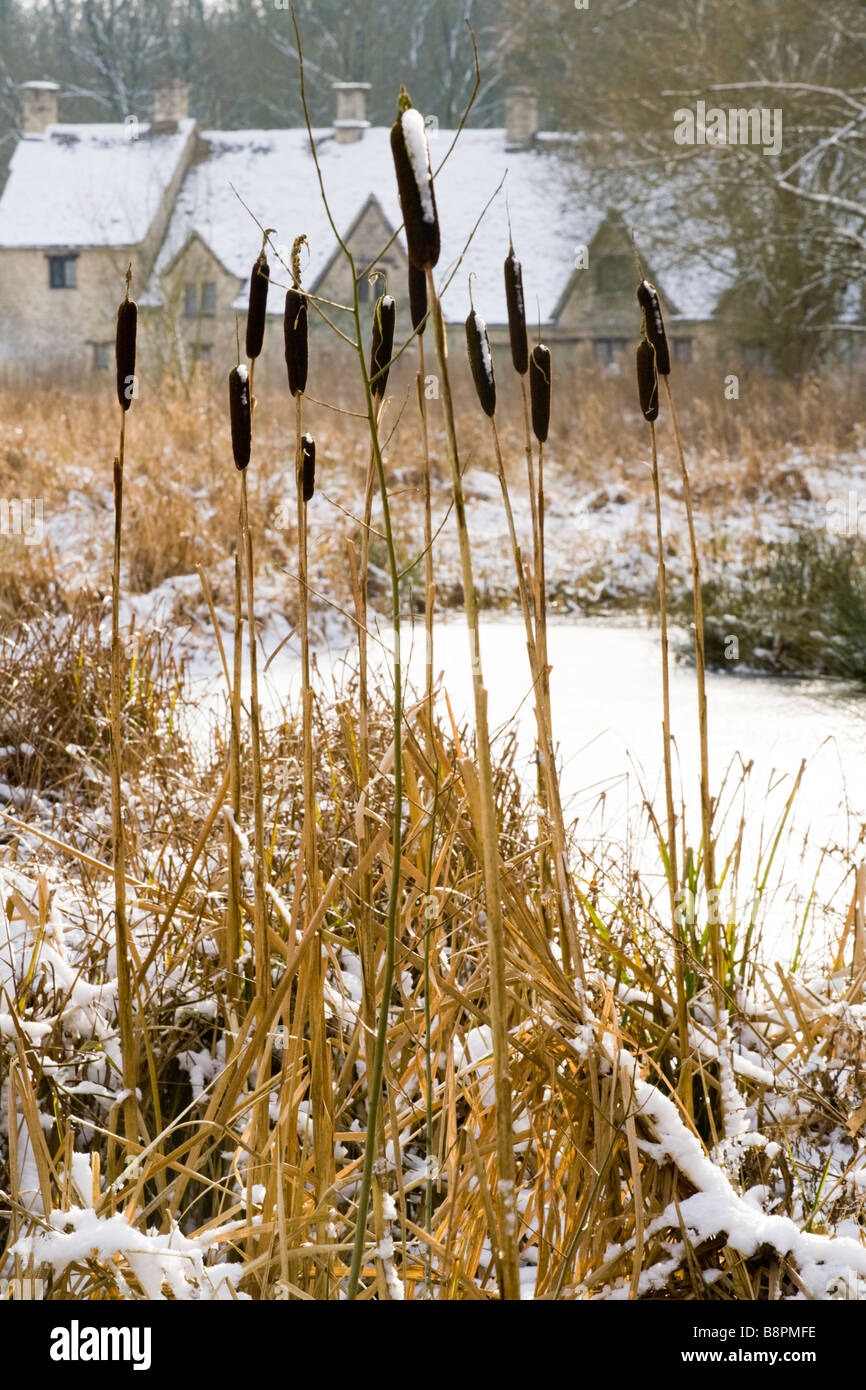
[503,0,866,369]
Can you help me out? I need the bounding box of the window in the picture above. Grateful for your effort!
[594,254,630,296]
[673,337,693,365]
[92,342,111,369]
[48,254,78,289]
[192,343,213,364]
[185,282,217,317]
[593,337,629,364]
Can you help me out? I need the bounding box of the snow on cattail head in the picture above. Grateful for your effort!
[390,88,440,272]
[637,280,670,376]
[465,308,496,418]
[229,364,251,470]
[301,433,316,502]
[370,293,397,400]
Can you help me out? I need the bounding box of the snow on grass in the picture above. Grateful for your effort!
[12,1205,249,1301]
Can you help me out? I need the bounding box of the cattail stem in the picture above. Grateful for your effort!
[418,334,436,763]
[238,463,275,1246]
[239,472,269,1006]
[426,267,520,1301]
[296,395,317,909]
[345,353,405,1307]
[352,399,398,1297]
[662,383,715,914]
[295,397,334,1295]
[518,377,540,619]
[648,420,691,1109]
[489,421,580,978]
[517,374,551,937]
[416,329,441,1285]
[661,374,726,1124]
[110,409,138,1149]
[225,541,244,1000]
[531,438,582,975]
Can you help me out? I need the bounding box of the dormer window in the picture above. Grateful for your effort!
[48,254,77,289]
[184,281,217,317]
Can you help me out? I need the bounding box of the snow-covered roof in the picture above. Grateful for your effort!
[0,113,733,321]
[147,126,731,324]
[0,119,195,248]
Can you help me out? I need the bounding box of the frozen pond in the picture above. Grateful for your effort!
[193,613,866,964]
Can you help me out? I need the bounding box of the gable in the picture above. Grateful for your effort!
[554,214,683,332]
[312,195,407,307]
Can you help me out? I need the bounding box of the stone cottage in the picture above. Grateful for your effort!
[0,78,727,381]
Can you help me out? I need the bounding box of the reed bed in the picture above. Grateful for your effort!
[1,48,866,1305]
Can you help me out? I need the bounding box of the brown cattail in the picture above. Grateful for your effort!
[408,260,427,335]
[245,251,269,360]
[636,280,670,376]
[301,433,315,503]
[465,309,496,418]
[229,365,251,470]
[529,343,551,442]
[636,338,659,422]
[284,287,308,397]
[390,92,440,271]
[504,248,528,375]
[115,298,137,411]
[370,293,396,400]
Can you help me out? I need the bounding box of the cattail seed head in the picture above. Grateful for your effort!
[529,344,551,442]
[465,310,496,418]
[370,293,396,400]
[636,280,670,376]
[284,288,308,397]
[115,298,137,411]
[301,433,316,503]
[636,338,659,422]
[245,251,269,360]
[229,364,251,470]
[504,249,528,375]
[390,97,440,271]
[408,260,427,336]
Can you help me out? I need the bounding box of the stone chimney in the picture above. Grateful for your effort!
[20,81,59,137]
[152,79,189,132]
[332,82,371,144]
[505,86,538,150]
